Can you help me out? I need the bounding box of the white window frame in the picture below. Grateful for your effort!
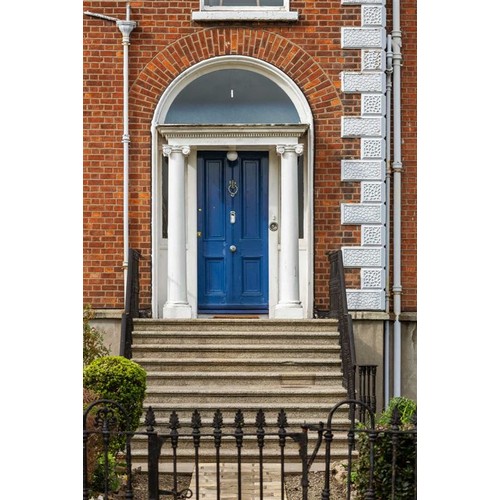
[192,0,298,21]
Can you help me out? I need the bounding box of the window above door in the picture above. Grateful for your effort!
[192,0,299,22]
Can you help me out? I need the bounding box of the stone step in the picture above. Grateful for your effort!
[132,331,339,346]
[140,402,350,422]
[135,358,341,373]
[143,387,347,406]
[132,318,339,333]
[129,318,350,471]
[129,437,353,470]
[136,415,351,432]
[132,344,340,360]
[145,371,344,387]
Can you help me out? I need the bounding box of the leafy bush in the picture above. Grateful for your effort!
[83,388,102,482]
[352,397,417,499]
[83,356,147,451]
[83,305,110,366]
[91,451,122,493]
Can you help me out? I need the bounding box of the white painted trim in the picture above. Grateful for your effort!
[193,0,297,20]
[151,56,313,126]
[192,11,298,21]
[151,56,314,319]
[198,0,291,8]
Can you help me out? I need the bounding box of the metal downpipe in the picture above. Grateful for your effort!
[84,3,137,303]
[117,3,137,301]
[384,35,393,407]
[392,0,403,397]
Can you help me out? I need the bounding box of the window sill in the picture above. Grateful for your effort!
[192,10,299,22]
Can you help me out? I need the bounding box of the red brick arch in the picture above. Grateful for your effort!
[127,28,349,311]
[129,28,343,122]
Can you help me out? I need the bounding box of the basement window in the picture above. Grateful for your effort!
[192,0,299,22]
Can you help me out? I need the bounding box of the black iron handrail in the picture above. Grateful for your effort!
[327,250,378,418]
[120,248,141,359]
[327,250,357,401]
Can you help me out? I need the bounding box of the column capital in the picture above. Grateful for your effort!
[276,144,304,157]
[162,144,191,157]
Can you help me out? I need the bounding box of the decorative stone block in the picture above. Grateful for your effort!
[341,28,385,49]
[361,138,385,159]
[342,0,384,4]
[342,160,384,181]
[342,247,384,267]
[362,5,385,27]
[362,50,385,71]
[341,117,384,137]
[341,72,385,93]
[361,182,384,202]
[362,94,385,116]
[361,268,384,289]
[362,225,384,246]
[346,290,385,310]
[342,204,384,224]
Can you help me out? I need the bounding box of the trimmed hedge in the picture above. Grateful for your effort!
[83,356,147,450]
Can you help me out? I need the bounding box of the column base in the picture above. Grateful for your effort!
[274,303,304,319]
[162,303,193,319]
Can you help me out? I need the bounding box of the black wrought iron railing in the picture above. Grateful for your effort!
[84,399,417,500]
[328,250,357,401]
[328,250,377,417]
[120,248,141,359]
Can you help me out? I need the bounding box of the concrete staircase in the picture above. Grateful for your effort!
[130,318,351,471]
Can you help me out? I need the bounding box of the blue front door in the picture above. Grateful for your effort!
[197,151,269,313]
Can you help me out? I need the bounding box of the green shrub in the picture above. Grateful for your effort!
[352,397,417,499]
[83,356,147,451]
[91,451,122,493]
[83,388,102,482]
[83,305,110,366]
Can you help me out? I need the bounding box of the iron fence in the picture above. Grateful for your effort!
[84,399,416,500]
[120,248,141,359]
[327,251,358,403]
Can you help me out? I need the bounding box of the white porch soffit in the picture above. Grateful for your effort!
[157,124,309,145]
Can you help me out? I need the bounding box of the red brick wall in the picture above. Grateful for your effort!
[83,0,417,313]
[400,0,417,312]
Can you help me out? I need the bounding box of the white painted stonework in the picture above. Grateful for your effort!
[342,204,384,225]
[342,0,385,5]
[341,160,384,181]
[362,5,385,26]
[340,0,387,310]
[362,225,384,246]
[361,182,384,203]
[362,94,385,115]
[362,50,385,71]
[341,117,384,137]
[341,28,385,49]
[361,138,385,159]
[342,247,384,268]
[341,72,385,93]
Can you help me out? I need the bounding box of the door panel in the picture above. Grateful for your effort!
[198,151,268,313]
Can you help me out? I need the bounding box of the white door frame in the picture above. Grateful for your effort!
[150,56,314,319]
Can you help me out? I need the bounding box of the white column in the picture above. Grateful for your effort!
[275,144,304,319]
[162,144,192,318]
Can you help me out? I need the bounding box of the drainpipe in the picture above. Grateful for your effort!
[392,0,403,397]
[384,35,393,407]
[117,4,137,301]
[84,4,137,302]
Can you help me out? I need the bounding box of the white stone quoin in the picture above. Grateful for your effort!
[162,145,192,318]
[275,144,304,318]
